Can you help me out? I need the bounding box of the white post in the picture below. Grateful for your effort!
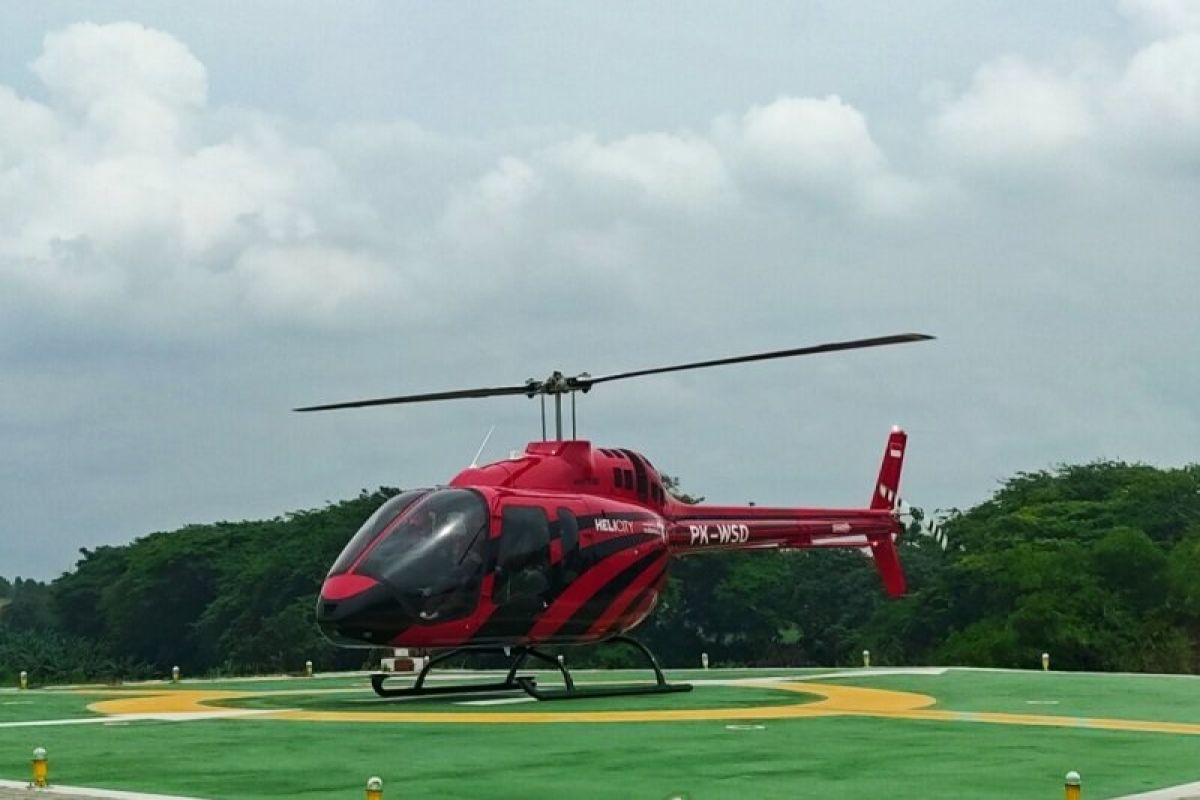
[1042,652,1050,671]
[862,649,871,668]
[701,652,709,670]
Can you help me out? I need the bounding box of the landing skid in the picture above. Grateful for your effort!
[369,635,692,701]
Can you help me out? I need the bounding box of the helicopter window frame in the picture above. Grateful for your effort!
[556,506,582,582]
[557,507,579,558]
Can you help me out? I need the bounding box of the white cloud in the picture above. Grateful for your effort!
[439,155,541,253]
[728,95,884,182]
[0,22,395,331]
[930,13,1200,169]
[0,86,59,162]
[31,22,206,154]
[932,57,1094,165]
[1120,0,1200,33]
[440,93,918,259]
[1,21,928,342]
[719,95,924,216]
[547,131,734,214]
[232,243,401,322]
[1111,32,1200,144]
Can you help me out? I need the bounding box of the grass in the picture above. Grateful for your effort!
[0,689,103,722]
[2,668,1199,799]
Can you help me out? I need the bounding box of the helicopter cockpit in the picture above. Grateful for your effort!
[317,488,490,643]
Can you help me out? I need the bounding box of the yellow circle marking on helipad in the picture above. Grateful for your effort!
[82,681,1200,734]
[88,690,250,716]
[85,682,932,724]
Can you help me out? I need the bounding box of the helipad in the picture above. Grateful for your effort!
[68,669,1200,735]
[4,668,1200,799]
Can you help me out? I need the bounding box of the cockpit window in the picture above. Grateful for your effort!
[357,489,490,622]
[329,489,431,575]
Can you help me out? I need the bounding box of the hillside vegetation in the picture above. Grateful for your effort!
[2,462,1198,683]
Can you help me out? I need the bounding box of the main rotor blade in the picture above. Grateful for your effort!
[294,383,535,412]
[579,333,934,388]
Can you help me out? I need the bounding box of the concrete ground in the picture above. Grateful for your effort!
[0,780,202,799]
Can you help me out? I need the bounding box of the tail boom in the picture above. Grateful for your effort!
[664,428,910,597]
[666,507,897,552]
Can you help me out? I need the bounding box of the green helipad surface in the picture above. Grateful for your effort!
[2,667,1199,798]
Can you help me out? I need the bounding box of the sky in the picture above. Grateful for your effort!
[1,1,1198,580]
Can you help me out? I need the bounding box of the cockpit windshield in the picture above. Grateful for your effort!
[356,488,491,621]
[328,489,431,575]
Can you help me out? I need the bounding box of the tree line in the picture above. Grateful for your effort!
[2,460,1198,684]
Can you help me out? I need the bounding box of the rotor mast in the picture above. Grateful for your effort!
[527,370,590,441]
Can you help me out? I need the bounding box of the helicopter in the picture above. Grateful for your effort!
[304,333,933,701]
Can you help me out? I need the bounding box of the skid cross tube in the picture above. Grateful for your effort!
[370,647,525,698]
[369,636,691,701]
[516,636,691,701]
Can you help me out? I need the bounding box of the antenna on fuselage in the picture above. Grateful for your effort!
[470,425,496,468]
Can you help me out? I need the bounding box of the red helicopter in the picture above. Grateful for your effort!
[303,333,932,700]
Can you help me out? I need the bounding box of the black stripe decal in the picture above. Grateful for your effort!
[553,549,664,639]
[470,603,535,643]
[577,530,658,561]
[602,583,660,637]
[469,532,657,643]
[597,566,667,642]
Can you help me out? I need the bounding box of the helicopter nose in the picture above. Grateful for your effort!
[321,573,379,602]
[317,574,378,622]
[315,574,396,644]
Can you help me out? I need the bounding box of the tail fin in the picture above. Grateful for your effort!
[870,426,908,596]
[870,426,907,510]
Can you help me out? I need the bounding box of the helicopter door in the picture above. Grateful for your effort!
[494,505,551,609]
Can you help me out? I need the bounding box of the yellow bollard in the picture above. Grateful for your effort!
[171,665,180,683]
[31,747,48,788]
[862,649,871,668]
[1065,770,1081,800]
[305,660,313,678]
[1042,652,1050,671]
[366,776,383,800]
[19,670,28,690]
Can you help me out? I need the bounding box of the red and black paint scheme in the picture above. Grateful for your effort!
[303,333,931,700]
